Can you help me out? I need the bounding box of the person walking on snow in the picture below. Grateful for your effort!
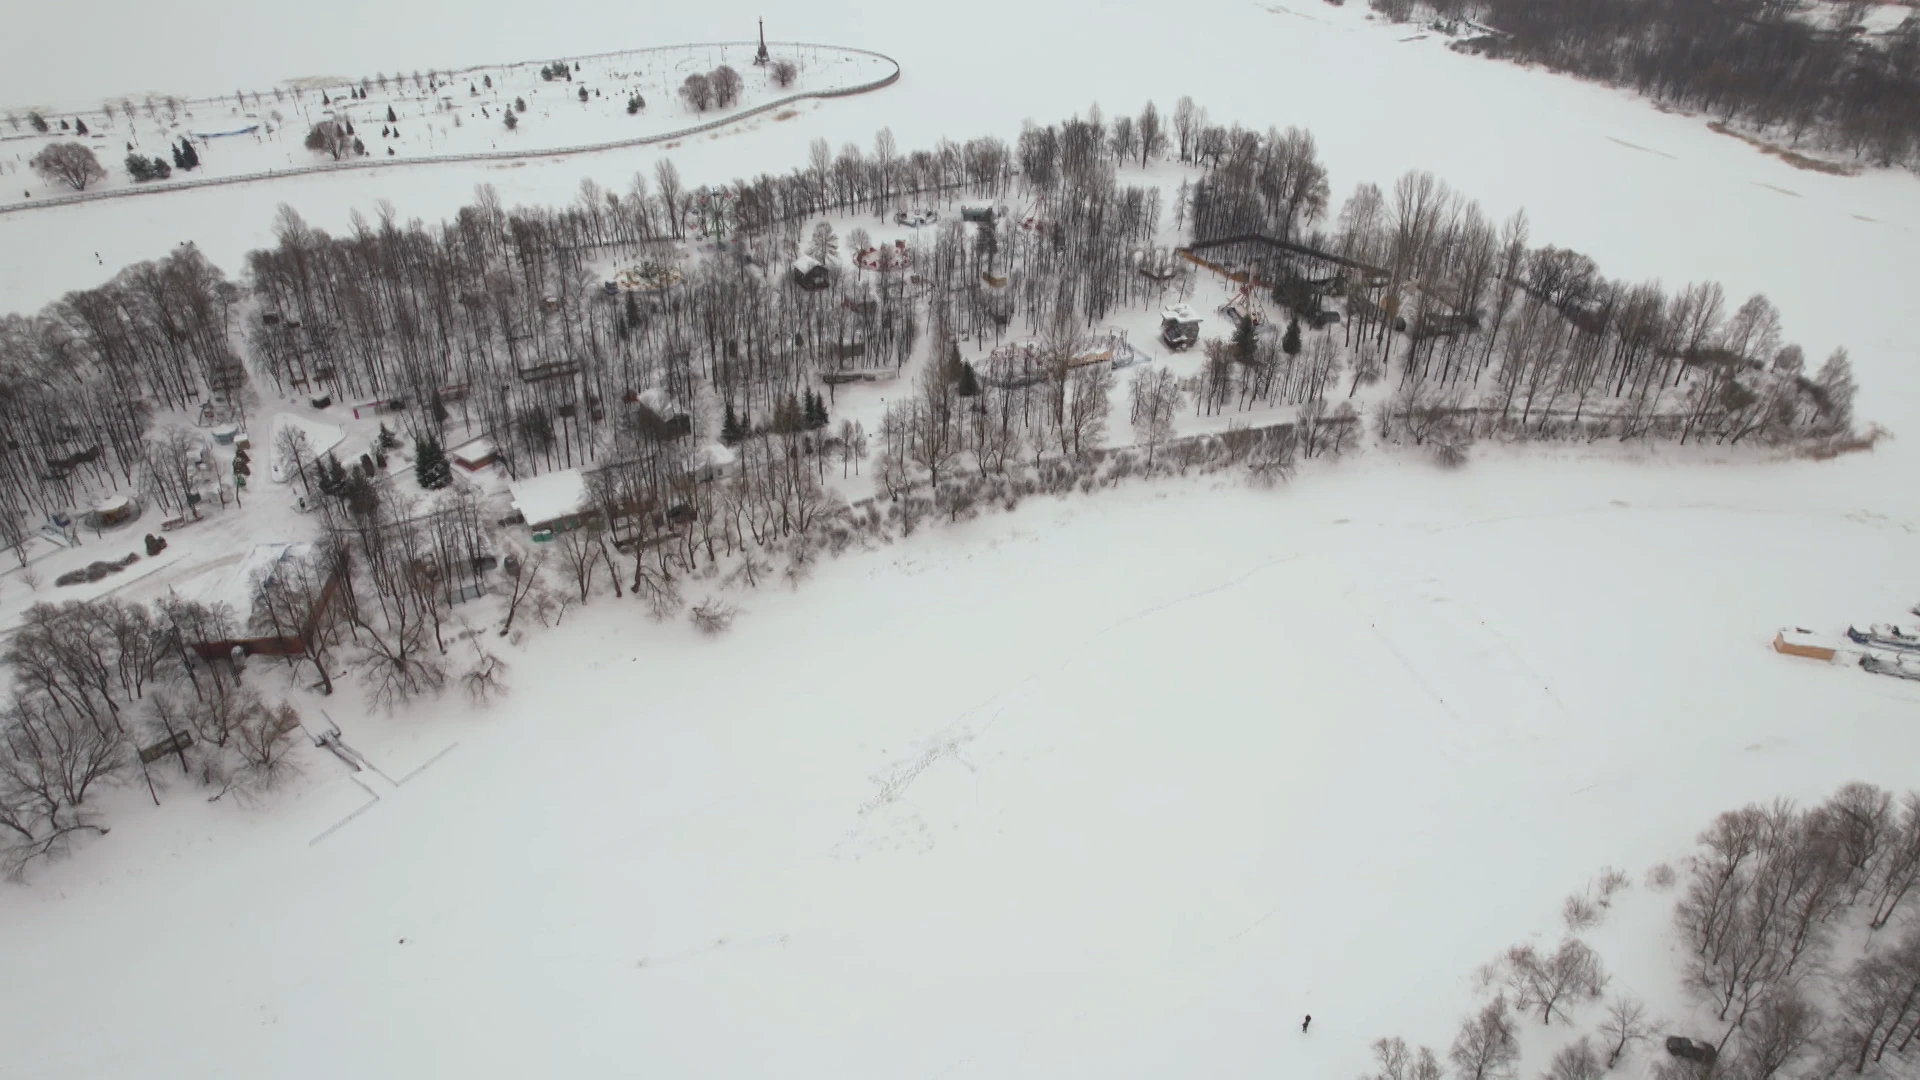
[1302,1015,1312,1033]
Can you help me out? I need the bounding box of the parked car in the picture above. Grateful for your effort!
[1665,1037,1718,1067]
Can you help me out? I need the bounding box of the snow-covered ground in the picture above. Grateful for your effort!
[5,456,1919,1079]
[2,0,1919,1077]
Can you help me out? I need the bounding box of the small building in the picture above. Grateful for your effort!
[791,256,830,291]
[961,201,995,223]
[181,542,342,662]
[448,437,498,472]
[1160,304,1202,351]
[1774,628,1840,662]
[350,398,405,420]
[509,468,593,535]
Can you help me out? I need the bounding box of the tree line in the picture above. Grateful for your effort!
[1365,783,1920,1080]
[1385,0,1920,168]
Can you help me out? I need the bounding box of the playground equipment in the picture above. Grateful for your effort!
[855,240,913,272]
[1218,278,1265,330]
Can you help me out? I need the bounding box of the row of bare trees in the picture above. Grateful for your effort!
[1668,785,1920,1077]
[1363,785,1920,1080]
[0,595,306,876]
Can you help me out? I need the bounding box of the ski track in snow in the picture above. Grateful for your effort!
[840,550,1309,859]
[1606,135,1677,159]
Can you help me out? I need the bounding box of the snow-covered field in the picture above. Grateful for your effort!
[0,41,895,210]
[2,0,1919,1077]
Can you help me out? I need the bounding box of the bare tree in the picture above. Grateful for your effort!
[303,121,351,161]
[1725,988,1821,1080]
[552,522,603,602]
[679,73,714,112]
[689,597,737,635]
[1822,782,1896,902]
[1451,996,1520,1080]
[1564,892,1602,932]
[1062,363,1114,459]
[1600,995,1650,1067]
[275,426,316,499]
[30,142,107,190]
[1829,928,1920,1074]
[499,550,548,637]
[459,645,511,707]
[710,65,744,108]
[231,700,303,794]
[1866,793,1920,929]
[1546,1037,1602,1080]
[1130,367,1182,466]
[1506,939,1607,1024]
[1367,1037,1443,1080]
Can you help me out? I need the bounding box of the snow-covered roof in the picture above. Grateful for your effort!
[1162,304,1200,323]
[636,388,682,416]
[449,436,496,463]
[181,542,304,620]
[94,494,133,514]
[792,256,822,274]
[509,469,587,528]
[702,443,736,468]
[269,413,347,483]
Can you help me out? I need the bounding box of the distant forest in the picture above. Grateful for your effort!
[1388,0,1920,167]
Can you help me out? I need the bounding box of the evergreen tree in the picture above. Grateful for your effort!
[1232,312,1258,365]
[341,471,377,518]
[414,435,452,490]
[321,92,330,106]
[74,118,88,136]
[623,292,640,328]
[1282,316,1302,358]
[386,105,397,122]
[721,402,743,446]
[317,453,345,496]
[503,112,518,131]
[354,137,367,155]
[126,154,152,182]
[170,143,184,169]
[377,422,401,451]
[957,361,982,397]
[180,139,199,169]
[484,74,492,88]
[578,86,589,102]
[27,111,47,133]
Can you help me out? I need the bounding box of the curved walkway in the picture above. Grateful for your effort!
[0,42,899,217]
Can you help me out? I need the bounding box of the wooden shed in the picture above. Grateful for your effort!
[791,257,830,291]
[1773,628,1839,662]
